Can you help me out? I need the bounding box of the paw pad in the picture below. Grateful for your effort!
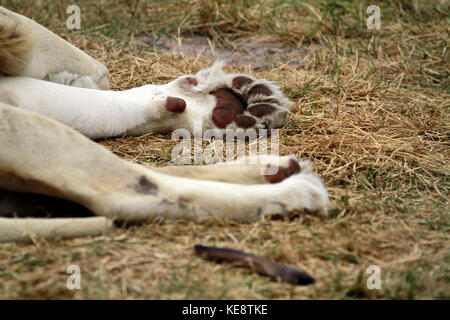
[165,97,186,113]
[186,77,198,86]
[264,159,301,184]
[232,76,254,90]
[211,89,245,128]
[248,85,272,97]
[210,76,291,130]
[234,115,256,128]
[248,104,274,117]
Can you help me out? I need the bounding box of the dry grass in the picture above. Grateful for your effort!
[0,0,448,299]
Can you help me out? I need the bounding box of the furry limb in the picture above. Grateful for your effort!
[0,217,113,242]
[0,7,33,75]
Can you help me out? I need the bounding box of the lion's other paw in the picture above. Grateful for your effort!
[209,74,292,130]
[171,62,293,133]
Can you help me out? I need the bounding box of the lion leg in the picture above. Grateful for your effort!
[153,155,314,185]
[0,103,328,242]
[0,76,189,139]
[0,6,109,89]
[0,217,112,242]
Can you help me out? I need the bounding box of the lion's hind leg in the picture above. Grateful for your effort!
[154,155,314,185]
[0,103,328,242]
[0,217,112,242]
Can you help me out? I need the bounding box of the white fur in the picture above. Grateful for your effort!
[0,8,329,242]
[0,103,329,242]
[0,6,109,88]
[0,62,293,138]
[0,77,169,138]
